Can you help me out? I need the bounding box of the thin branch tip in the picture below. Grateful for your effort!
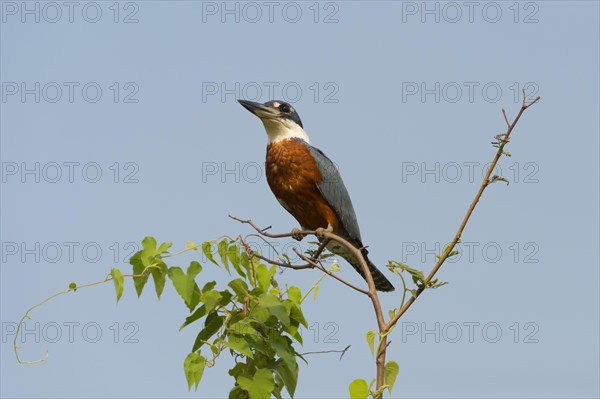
[502,109,511,127]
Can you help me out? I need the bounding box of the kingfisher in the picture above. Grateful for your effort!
[238,99,395,292]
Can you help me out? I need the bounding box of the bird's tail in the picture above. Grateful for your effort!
[325,241,395,292]
[349,250,395,292]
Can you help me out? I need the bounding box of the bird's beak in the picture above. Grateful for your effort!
[238,99,278,119]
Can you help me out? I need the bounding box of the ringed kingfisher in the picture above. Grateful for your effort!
[238,99,395,292]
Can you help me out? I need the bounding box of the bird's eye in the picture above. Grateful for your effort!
[279,103,291,113]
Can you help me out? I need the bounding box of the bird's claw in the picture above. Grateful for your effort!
[291,228,306,241]
[315,225,333,239]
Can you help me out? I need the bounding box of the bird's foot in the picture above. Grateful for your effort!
[315,224,333,239]
[291,228,306,241]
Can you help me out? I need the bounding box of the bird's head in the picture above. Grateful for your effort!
[238,99,310,144]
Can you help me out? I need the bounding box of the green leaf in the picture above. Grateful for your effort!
[168,267,189,303]
[237,368,275,399]
[130,251,149,297]
[241,251,250,271]
[130,237,171,298]
[427,278,449,289]
[217,239,230,273]
[272,377,284,399]
[288,302,308,328]
[243,333,269,355]
[224,334,254,358]
[229,319,261,338]
[180,305,206,331]
[287,286,302,305]
[202,242,219,266]
[110,268,124,303]
[256,264,276,294]
[167,261,202,311]
[228,278,249,298]
[366,330,376,357]
[373,384,389,398]
[490,175,510,185]
[276,361,298,397]
[384,361,400,394]
[288,320,303,345]
[219,290,233,306]
[183,352,206,391]
[188,260,202,277]
[259,294,290,328]
[201,281,217,292]
[228,386,245,399]
[201,290,222,312]
[348,379,369,399]
[157,241,172,255]
[227,245,245,277]
[272,335,296,369]
[150,260,168,299]
[192,311,224,351]
[186,241,201,253]
[141,236,157,253]
[312,285,320,302]
[228,362,245,379]
[250,305,270,324]
[389,261,426,286]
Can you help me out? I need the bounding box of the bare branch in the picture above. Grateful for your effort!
[293,248,369,295]
[231,215,373,295]
[502,109,510,128]
[386,94,540,330]
[238,235,314,270]
[229,215,312,239]
[299,345,351,361]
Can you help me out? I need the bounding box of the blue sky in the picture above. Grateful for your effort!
[1,1,599,398]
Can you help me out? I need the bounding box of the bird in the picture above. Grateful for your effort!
[238,99,395,292]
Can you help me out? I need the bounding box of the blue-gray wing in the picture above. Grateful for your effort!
[307,144,363,244]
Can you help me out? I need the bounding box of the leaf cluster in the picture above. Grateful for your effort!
[387,261,448,295]
[111,237,308,399]
[348,360,399,399]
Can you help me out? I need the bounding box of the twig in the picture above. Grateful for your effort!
[294,249,369,295]
[239,235,314,270]
[386,94,540,330]
[502,109,511,128]
[299,345,351,361]
[14,271,149,364]
[229,215,308,239]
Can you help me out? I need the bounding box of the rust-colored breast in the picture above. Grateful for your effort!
[266,139,340,231]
